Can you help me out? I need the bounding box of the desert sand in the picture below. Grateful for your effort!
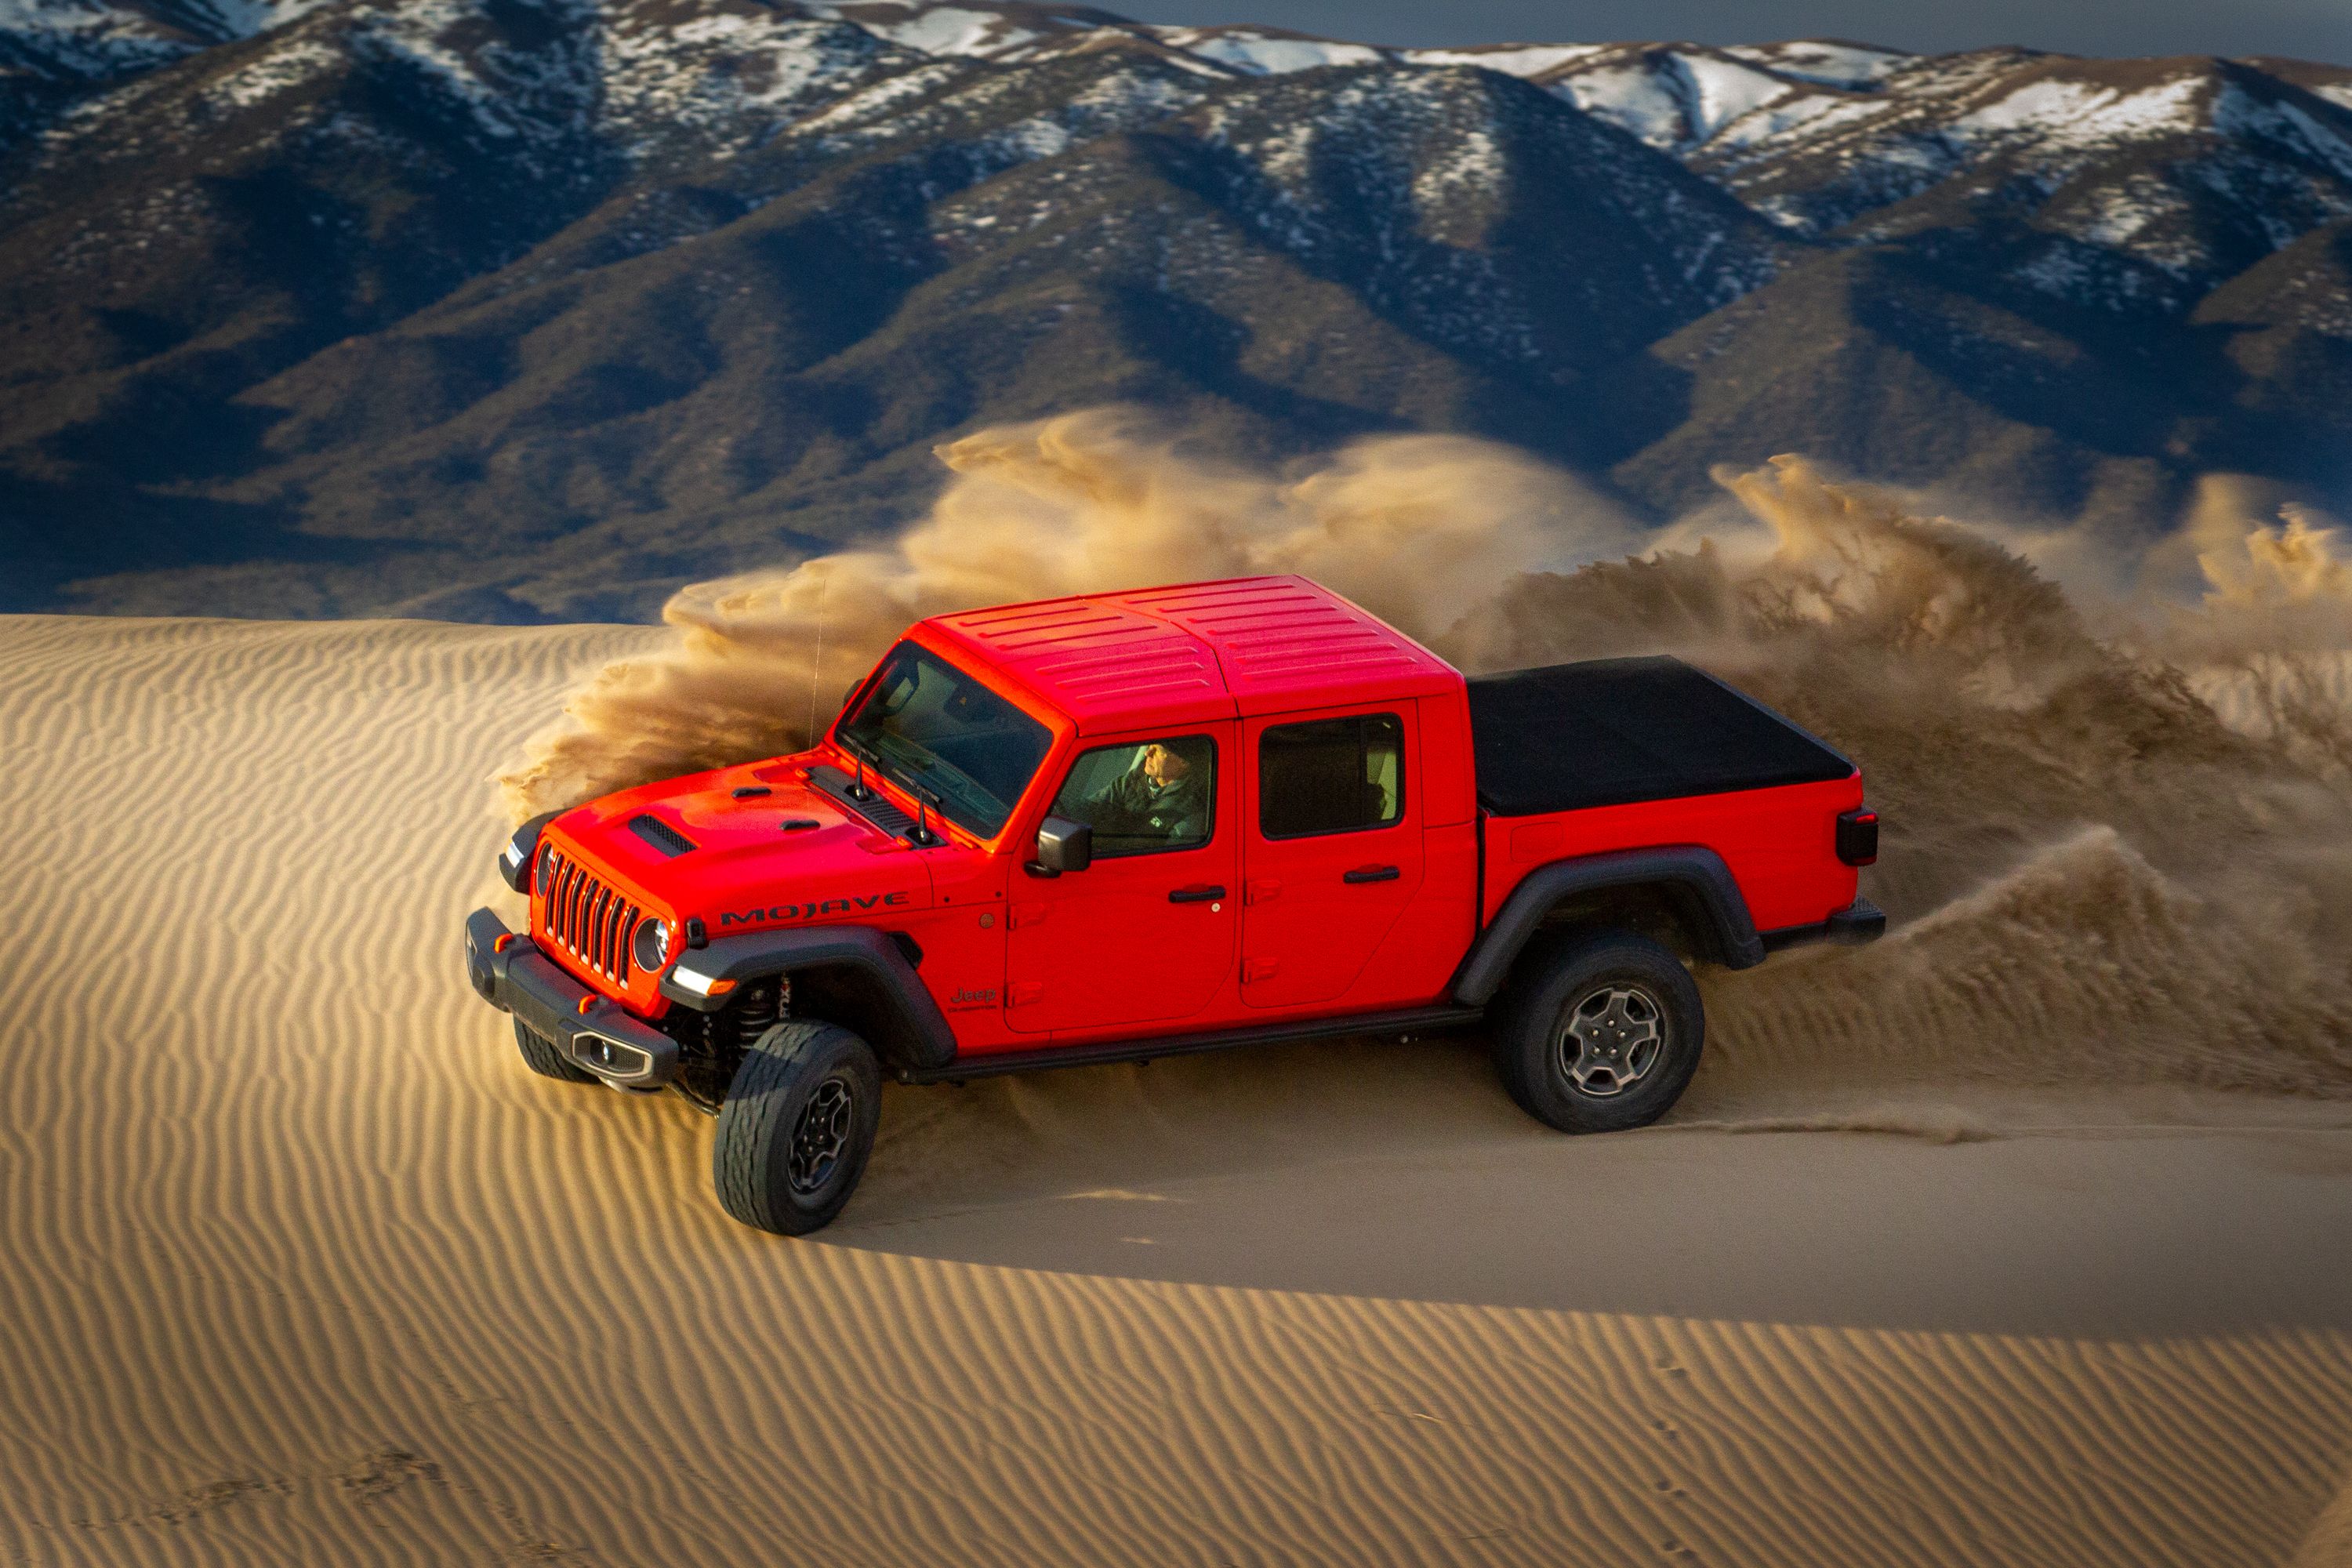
[3,609,2349,1567]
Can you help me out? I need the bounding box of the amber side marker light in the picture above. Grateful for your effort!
[578,996,597,1016]
[1836,808,1880,866]
[492,933,516,954]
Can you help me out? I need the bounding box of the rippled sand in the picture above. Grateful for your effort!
[3,613,2347,1566]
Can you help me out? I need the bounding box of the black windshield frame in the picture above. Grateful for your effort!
[836,641,1053,839]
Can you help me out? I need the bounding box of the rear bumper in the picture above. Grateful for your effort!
[465,907,680,1088]
[1761,896,1887,954]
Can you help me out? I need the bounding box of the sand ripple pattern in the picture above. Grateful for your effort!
[2,614,2349,1566]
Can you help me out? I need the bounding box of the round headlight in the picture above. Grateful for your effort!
[632,916,672,971]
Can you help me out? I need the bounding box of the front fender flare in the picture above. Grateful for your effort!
[499,810,561,894]
[662,925,956,1074]
[1450,846,1764,1007]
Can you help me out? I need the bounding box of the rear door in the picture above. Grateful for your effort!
[1240,708,1424,1011]
[1004,725,1238,1035]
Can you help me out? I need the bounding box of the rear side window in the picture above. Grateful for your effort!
[1259,713,1404,839]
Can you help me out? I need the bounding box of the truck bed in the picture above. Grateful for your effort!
[1466,656,1854,817]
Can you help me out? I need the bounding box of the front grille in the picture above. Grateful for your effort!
[538,847,639,986]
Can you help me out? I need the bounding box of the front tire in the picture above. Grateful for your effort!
[713,1020,882,1236]
[1493,931,1704,1134]
[515,1018,595,1083]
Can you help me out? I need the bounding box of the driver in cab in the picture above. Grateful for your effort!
[1083,741,1207,851]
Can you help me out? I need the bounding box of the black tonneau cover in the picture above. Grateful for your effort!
[1466,656,1853,817]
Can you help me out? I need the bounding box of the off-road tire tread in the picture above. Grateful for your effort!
[514,1018,595,1083]
[713,1019,881,1236]
[1493,930,1704,1134]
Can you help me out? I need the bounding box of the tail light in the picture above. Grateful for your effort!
[1837,808,1879,866]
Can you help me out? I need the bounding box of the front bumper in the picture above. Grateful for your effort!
[465,907,680,1089]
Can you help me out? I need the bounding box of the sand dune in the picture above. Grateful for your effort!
[3,612,2350,1566]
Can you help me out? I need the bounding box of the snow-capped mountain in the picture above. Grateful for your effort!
[2,0,2347,618]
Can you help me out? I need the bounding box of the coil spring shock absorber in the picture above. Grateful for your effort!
[729,975,788,1046]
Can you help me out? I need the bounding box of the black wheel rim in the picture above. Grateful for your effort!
[787,1077,855,1195]
[1554,983,1667,1099]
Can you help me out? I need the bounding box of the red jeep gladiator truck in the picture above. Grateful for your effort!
[466,575,1881,1235]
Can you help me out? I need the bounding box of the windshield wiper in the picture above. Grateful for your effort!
[841,728,938,803]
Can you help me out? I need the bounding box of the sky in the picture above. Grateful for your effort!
[1128,0,2352,66]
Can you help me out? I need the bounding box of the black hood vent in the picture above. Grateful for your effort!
[629,814,698,857]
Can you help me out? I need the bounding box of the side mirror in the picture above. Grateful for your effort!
[1029,815,1092,877]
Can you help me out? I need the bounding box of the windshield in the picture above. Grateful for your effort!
[837,641,1053,838]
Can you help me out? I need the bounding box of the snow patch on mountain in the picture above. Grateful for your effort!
[1721,41,1910,89]
[599,9,889,152]
[1956,75,2206,147]
[795,54,963,141]
[1065,65,1196,121]
[820,2,1031,56]
[1549,60,1693,148]
[198,31,336,110]
[1149,27,1379,75]
[1677,53,1802,141]
[1709,89,1880,153]
[1401,43,1602,79]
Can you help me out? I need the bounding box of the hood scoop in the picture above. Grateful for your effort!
[628,814,699,858]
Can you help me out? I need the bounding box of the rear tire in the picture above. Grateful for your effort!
[514,1018,595,1083]
[1493,931,1704,1134]
[713,1020,882,1236]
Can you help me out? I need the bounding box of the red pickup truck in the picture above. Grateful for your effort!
[466,576,1881,1235]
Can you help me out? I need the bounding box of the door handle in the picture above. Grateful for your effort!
[1343,865,1401,884]
[1168,884,1226,904]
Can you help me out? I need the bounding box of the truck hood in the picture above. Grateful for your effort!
[546,758,933,931]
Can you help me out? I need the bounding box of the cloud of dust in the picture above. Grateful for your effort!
[496,427,2352,1112]
[495,408,1628,818]
[2155,488,2352,775]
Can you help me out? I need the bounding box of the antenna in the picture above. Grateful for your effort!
[852,751,871,800]
[914,789,940,847]
[804,564,829,746]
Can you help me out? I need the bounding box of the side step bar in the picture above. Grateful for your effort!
[902,1005,1486,1086]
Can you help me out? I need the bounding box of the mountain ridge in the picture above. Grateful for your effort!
[2,0,2347,619]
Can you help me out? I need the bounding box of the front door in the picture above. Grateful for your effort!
[1240,707,1425,1011]
[1005,726,1237,1036]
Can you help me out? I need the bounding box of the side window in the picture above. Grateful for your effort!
[1259,713,1405,839]
[1047,735,1218,857]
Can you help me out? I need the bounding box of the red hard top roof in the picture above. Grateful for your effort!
[920,575,1465,735]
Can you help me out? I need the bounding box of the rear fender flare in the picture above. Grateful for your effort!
[1450,846,1763,1007]
[662,925,956,1074]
